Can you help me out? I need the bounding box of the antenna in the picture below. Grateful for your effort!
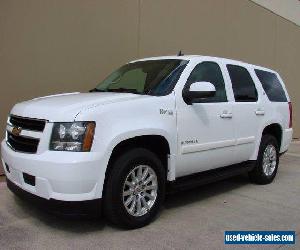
[177,50,184,56]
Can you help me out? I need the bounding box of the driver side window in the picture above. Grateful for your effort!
[186,61,227,102]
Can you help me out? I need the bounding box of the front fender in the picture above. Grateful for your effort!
[107,128,174,156]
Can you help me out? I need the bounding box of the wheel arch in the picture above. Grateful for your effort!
[102,133,174,197]
[108,134,171,170]
[261,123,283,149]
[251,122,283,161]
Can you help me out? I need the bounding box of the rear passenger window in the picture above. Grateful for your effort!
[227,65,258,102]
[255,69,287,102]
[186,61,227,102]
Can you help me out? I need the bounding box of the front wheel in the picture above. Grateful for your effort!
[249,135,279,184]
[103,148,166,229]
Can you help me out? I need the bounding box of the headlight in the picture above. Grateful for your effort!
[50,122,95,152]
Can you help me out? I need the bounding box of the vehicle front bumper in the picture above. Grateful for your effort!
[1,140,107,202]
[6,178,102,216]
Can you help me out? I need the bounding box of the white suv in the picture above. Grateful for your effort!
[1,55,293,228]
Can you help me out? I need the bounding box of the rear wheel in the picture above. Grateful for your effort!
[249,135,279,184]
[103,148,166,229]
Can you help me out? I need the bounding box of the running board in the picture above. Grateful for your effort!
[168,161,255,192]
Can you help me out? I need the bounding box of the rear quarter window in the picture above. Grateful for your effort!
[255,69,287,102]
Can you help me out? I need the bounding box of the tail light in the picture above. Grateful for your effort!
[288,102,292,128]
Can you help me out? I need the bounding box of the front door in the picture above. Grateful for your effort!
[176,61,236,177]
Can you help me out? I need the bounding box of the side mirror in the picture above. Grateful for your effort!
[183,81,216,104]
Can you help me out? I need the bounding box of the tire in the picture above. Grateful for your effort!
[249,134,279,184]
[103,148,166,229]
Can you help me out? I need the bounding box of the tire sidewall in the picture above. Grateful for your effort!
[256,135,279,182]
[106,148,166,228]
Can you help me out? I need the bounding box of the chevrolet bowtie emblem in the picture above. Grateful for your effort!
[12,127,22,136]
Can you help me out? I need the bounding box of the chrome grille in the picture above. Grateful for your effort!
[7,132,39,153]
[9,115,46,132]
[6,115,46,153]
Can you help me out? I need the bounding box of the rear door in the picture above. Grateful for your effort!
[226,64,263,162]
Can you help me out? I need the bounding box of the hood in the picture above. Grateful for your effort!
[10,92,145,121]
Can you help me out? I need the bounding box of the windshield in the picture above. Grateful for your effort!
[91,59,187,95]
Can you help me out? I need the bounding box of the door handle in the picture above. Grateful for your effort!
[220,112,233,119]
[255,109,265,116]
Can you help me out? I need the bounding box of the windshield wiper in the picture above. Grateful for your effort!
[106,88,144,95]
[89,87,145,95]
[89,88,107,93]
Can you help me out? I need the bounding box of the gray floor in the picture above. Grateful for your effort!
[0,142,299,250]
